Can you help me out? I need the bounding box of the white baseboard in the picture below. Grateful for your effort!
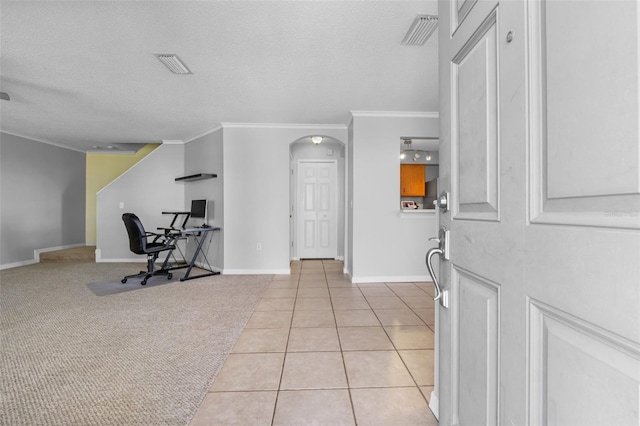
[0,259,39,270]
[95,248,154,263]
[223,268,290,275]
[95,249,140,263]
[192,261,222,272]
[0,243,88,270]
[351,275,431,284]
[97,258,144,263]
[428,391,439,420]
[291,256,344,262]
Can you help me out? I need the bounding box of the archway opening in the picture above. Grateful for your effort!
[289,136,346,262]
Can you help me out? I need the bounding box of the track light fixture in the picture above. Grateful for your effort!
[400,137,438,162]
[400,137,437,162]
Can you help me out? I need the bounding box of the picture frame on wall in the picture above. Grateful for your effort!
[401,200,417,210]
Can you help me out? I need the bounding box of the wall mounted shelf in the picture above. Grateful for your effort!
[175,173,217,182]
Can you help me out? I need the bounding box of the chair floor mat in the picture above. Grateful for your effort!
[86,269,209,296]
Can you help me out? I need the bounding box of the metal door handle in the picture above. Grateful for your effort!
[426,247,444,303]
[426,226,450,308]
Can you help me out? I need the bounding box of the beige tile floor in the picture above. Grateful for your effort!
[190,259,438,425]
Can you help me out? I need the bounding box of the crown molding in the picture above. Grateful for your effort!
[350,111,439,119]
[183,124,224,144]
[161,139,185,145]
[220,122,347,130]
[0,130,85,153]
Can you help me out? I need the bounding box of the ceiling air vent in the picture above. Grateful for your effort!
[154,54,192,74]
[402,14,438,46]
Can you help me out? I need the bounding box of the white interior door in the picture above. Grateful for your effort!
[437,0,640,424]
[297,160,337,259]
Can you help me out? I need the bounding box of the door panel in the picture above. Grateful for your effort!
[455,0,478,32]
[452,9,500,221]
[297,161,337,259]
[529,300,640,425]
[528,0,640,229]
[452,267,499,425]
[318,219,330,250]
[304,184,315,211]
[301,166,317,253]
[437,0,640,425]
[303,220,315,249]
[543,2,639,199]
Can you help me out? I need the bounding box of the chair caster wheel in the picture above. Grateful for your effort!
[141,280,147,286]
[121,278,127,283]
[167,274,173,280]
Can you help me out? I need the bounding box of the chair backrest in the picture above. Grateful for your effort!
[122,213,148,255]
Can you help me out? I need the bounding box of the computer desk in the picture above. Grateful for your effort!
[178,226,221,281]
[159,211,221,281]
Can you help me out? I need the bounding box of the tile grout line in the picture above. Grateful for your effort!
[383,286,432,406]
[207,260,435,424]
[270,263,301,426]
[325,260,359,426]
[364,282,434,405]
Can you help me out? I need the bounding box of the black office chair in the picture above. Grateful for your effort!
[121,213,176,285]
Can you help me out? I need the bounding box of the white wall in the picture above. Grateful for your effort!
[426,166,439,183]
[96,144,185,260]
[92,118,439,282]
[184,128,224,269]
[349,113,439,282]
[0,132,86,268]
[222,125,347,274]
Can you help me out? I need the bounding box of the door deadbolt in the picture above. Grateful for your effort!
[434,191,450,213]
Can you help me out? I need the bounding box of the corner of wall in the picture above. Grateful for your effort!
[86,143,161,245]
[96,144,186,260]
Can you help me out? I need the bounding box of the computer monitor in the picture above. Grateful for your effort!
[190,199,208,225]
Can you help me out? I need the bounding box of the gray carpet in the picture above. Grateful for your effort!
[0,262,271,425]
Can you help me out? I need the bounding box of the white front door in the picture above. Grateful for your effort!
[297,160,337,259]
[437,0,640,424]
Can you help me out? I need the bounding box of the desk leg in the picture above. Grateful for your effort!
[180,232,220,281]
[158,235,188,272]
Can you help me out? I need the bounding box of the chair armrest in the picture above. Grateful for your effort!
[146,231,170,244]
[157,226,177,235]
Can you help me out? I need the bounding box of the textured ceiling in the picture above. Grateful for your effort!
[0,1,439,152]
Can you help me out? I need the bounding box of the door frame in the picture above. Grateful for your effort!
[288,141,348,261]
